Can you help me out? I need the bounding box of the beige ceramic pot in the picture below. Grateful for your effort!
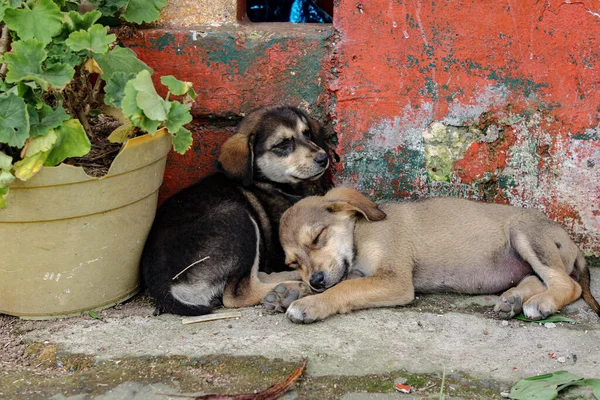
[0,129,171,319]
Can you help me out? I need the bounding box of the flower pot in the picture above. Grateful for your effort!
[0,129,172,319]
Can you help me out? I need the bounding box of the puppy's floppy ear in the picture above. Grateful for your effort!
[324,187,386,222]
[218,133,255,186]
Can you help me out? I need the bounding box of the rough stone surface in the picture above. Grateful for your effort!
[12,268,599,400]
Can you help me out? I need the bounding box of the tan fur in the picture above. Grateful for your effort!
[218,133,253,181]
[278,187,600,323]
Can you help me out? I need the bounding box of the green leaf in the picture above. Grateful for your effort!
[513,313,576,324]
[25,130,57,157]
[160,75,193,96]
[107,121,134,143]
[45,41,83,69]
[45,119,92,166]
[88,310,103,320]
[0,93,30,148]
[510,371,583,400]
[0,171,15,187]
[0,187,8,209]
[5,39,75,90]
[558,378,600,399]
[65,10,102,32]
[65,24,116,54]
[104,71,135,108]
[87,0,127,17]
[3,0,64,44]
[171,127,193,155]
[123,0,166,23]
[165,101,192,134]
[121,78,160,134]
[132,69,169,121]
[28,105,71,138]
[13,150,50,181]
[94,46,152,80]
[0,152,13,171]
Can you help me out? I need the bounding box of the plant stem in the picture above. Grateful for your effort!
[0,25,10,77]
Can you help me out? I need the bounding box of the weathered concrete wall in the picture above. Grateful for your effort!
[125,0,600,253]
[331,0,600,253]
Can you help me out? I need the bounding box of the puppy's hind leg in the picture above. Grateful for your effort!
[509,226,582,320]
[494,275,547,319]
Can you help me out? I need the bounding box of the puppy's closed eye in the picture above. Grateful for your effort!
[312,227,327,247]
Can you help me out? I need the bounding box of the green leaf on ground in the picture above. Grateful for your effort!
[123,0,166,23]
[0,93,30,147]
[104,71,135,108]
[558,378,600,399]
[45,119,92,166]
[88,310,103,320]
[510,371,583,400]
[509,371,600,400]
[28,105,71,138]
[131,69,169,121]
[3,0,64,44]
[13,151,50,181]
[66,24,116,54]
[5,39,75,90]
[94,46,152,80]
[165,101,192,134]
[171,127,193,155]
[513,313,576,324]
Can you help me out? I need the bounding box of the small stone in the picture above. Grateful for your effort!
[545,323,557,329]
[537,344,543,348]
[228,324,232,329]
[483,329,489,335]
[557,356,566,363]
[501,320,509,327]
[394,377,408,385]
[500,391,511,398]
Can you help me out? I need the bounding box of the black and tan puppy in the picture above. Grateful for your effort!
[268,187,600,323]
[142,106,328,316]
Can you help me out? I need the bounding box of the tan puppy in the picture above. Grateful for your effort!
[268,187,600,323]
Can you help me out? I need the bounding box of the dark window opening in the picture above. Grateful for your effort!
[247,0,333,23]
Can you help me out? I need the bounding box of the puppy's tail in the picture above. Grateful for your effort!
[575,252,600,317]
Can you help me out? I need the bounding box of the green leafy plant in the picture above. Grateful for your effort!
[0,0,195,208]
[510,371,600,399]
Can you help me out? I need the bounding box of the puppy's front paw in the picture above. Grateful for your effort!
[523,293,558,320]
[286,296,332,324]
[494,295,523,319]
[262,282,311,313]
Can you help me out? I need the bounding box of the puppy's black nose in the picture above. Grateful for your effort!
[314,153,328,167]
[310,271,325,289]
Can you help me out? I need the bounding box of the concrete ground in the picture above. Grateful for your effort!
[1,269,600,400]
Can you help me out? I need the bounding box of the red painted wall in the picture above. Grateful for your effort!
[331,0,600,253]
[127,1,600,254]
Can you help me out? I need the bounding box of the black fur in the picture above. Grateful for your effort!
[141,106,329,316]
